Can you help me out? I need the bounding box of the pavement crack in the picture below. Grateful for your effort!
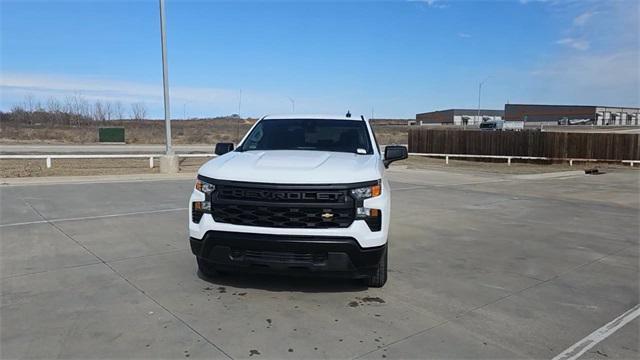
[21,200,234,360]
[352,243,636,360]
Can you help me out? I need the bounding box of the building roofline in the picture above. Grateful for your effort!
[506,103,640,110]
[416,109,503,116]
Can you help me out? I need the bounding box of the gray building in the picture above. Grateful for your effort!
[504,104,640,126]
[415,109,504,126]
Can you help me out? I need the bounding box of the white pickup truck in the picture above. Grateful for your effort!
[188,114,407,287]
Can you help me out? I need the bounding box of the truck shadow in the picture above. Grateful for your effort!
[197,270,369,293]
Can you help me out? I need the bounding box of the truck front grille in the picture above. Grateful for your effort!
[210,204,354,228]
[210,183,355,229]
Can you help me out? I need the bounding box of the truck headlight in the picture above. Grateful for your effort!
[350,181,381,200]
[193,179,214,224]
[195,179,215,194]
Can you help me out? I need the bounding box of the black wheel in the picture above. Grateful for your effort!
[367,247,388,288]
[197,257,218,278]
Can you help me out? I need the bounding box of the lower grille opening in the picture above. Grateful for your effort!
[237,249,328,264]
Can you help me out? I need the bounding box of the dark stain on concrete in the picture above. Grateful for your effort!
[361,296,385,304]
[249,349,260,356]
[594,350,609,357]
[349,296,386,308]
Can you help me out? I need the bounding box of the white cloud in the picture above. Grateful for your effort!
[409,0,448,9]
[573,11,595,26]
[0,73,291,118]
[527,50,639,106]
[556,37,590,51]
[519,0,550,5]
[458,32,471,38]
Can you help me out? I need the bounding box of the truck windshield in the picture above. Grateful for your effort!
[238,119,373,154]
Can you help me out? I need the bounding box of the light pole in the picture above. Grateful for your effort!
[236,89,242,144]
[287,97,295,113]
[159,0,172,155]
[477,76,490,126]
[183,101,190,120]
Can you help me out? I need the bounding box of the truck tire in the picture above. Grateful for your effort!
[367,247,388,288]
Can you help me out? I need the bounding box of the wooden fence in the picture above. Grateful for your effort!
[408,129,640,160]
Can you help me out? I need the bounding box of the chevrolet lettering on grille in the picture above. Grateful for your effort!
[220,189,345,202]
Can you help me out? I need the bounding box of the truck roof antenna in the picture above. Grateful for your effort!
[345,111,351,118]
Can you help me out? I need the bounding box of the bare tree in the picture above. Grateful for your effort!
[130,102,147,121]
[46,97,62,113]
[9,104,27,126]
[46,97,62,126]
[93,100,106,122]
[104,102,113,121]
[24,94,36,113]
[34,100,44,113]
[65,94,90,125]
[114,101,125,120]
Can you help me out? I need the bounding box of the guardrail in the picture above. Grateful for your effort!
[1,153,638,169]
[0,153,216,168]
[409,153,640,167]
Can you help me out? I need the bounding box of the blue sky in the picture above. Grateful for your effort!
[1,0,638,119]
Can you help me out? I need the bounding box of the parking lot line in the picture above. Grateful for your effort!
[552,304,640,360]
[0,207,187,228]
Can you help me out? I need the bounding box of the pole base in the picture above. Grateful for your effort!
[159,155,179,174]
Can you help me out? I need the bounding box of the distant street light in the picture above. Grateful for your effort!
[236,89,242,144]
[287,97,295,113]
[159,0,172,155]
[477,76,491,126]
[183,101,191,120]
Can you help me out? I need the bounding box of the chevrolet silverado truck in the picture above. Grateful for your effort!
[189,114,407,287]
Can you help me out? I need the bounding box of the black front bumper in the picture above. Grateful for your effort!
[190,231,385,278]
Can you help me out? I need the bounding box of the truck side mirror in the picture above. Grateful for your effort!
[214,142,234,155]
[383,145,408,168]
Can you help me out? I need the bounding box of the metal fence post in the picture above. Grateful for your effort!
[46,157,52,168]
[149,157,154,168]
[445,155,449,165]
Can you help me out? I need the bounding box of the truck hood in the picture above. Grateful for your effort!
[198,150,382,184]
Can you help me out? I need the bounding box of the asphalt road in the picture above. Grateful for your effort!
[1,168,638,359]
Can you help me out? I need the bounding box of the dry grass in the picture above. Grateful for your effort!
[0,157,212,178]
[0,118,410,145]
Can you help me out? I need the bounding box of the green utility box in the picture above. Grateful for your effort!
[98,127,125,143]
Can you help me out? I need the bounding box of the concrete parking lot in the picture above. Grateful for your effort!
[1,167,638,359]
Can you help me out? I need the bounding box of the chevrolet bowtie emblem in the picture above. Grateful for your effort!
[321,212,334,220]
